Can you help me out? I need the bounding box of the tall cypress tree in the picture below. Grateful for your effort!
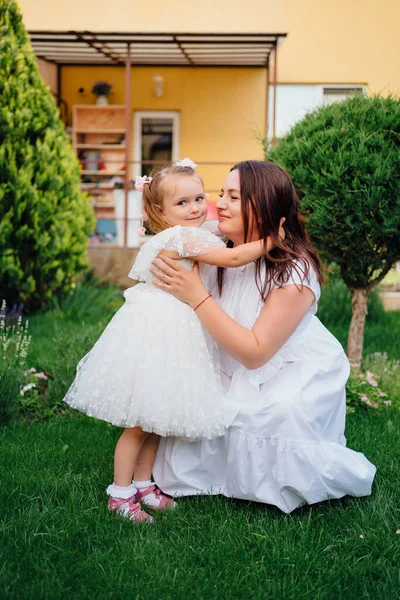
[0,0,95,310]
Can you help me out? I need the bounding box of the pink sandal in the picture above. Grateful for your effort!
[135,485,176,510]
[108,496,154,523]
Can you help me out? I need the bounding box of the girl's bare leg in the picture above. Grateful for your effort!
[114,427,149,487]
[132,434,175,509]
[134,433,161,481]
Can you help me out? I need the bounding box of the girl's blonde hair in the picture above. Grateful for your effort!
[142,164,203,234]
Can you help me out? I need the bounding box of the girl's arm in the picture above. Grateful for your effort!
[192,218,285,267]
[191,238,269,268]
[158,238,271,268]
[150,257,314,370]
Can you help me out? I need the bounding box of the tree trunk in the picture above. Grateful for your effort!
[347,288,369,365]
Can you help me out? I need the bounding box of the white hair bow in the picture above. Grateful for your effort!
[176,158,198,169]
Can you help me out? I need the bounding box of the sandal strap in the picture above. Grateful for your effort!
[109,496,141,515]
[135,485,174,510]
[135,485,156,499]
[126,498,142,516]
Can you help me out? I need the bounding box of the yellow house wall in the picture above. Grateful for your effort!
[277,0,400,95]
[20,0,400,94]
[62,66,267,194]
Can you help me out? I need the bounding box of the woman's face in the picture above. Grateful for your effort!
[216,170,245,242]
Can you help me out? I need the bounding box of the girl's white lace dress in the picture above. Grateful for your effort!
[154,255,376,512]
[63,226,227,440]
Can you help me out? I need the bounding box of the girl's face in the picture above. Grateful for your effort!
[159,175,208,227]
[216,169,249,243]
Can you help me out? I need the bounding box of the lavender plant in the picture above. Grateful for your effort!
[0,300,31,424]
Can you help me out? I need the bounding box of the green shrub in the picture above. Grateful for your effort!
[48,269,123,324]
[0,1,95,311]
[362,352,400,408]
[17,366,59,423]
[267,94,400,364]
[346,363,391,413]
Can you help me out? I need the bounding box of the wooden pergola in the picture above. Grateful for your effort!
[29,31,287,245]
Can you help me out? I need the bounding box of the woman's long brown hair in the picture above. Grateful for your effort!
[217,160,324,300]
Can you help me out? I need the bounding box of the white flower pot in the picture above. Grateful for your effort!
[96,95,109,106]
[114,189,142,247]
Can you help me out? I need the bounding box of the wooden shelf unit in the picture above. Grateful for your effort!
[72,105,127,240]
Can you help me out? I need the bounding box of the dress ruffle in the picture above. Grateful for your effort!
[155,431,376,513]
[224,431,376,513]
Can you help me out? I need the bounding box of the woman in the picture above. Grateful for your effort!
[151,161,376,513]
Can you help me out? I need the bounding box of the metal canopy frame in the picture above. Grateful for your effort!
[29,31,286,67]
[29,31,286,246]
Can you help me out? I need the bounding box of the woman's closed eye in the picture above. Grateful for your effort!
[219,193,239,201]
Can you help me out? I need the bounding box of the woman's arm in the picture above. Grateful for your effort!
[150,257,314,370]
[192,284,314,369]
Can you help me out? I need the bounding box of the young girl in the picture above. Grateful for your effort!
[64,159,276,523]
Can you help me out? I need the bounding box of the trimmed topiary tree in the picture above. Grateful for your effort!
[267,94,400,364]
[0,0,94,311]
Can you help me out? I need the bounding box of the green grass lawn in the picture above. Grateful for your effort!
[1,409,399,600]
[1,285,400,599]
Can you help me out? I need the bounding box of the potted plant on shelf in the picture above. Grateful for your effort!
[91,81,112,105]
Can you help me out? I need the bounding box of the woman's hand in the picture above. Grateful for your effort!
[150,257,208,308]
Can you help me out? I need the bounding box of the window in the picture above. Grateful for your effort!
[322,86,364,105]
[133,111,180,177]
[268,84,366,139]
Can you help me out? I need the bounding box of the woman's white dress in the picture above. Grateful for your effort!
[154,258,376,513]
[63,226,227,440]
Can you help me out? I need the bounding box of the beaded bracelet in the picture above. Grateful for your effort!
[193,293,212,311]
